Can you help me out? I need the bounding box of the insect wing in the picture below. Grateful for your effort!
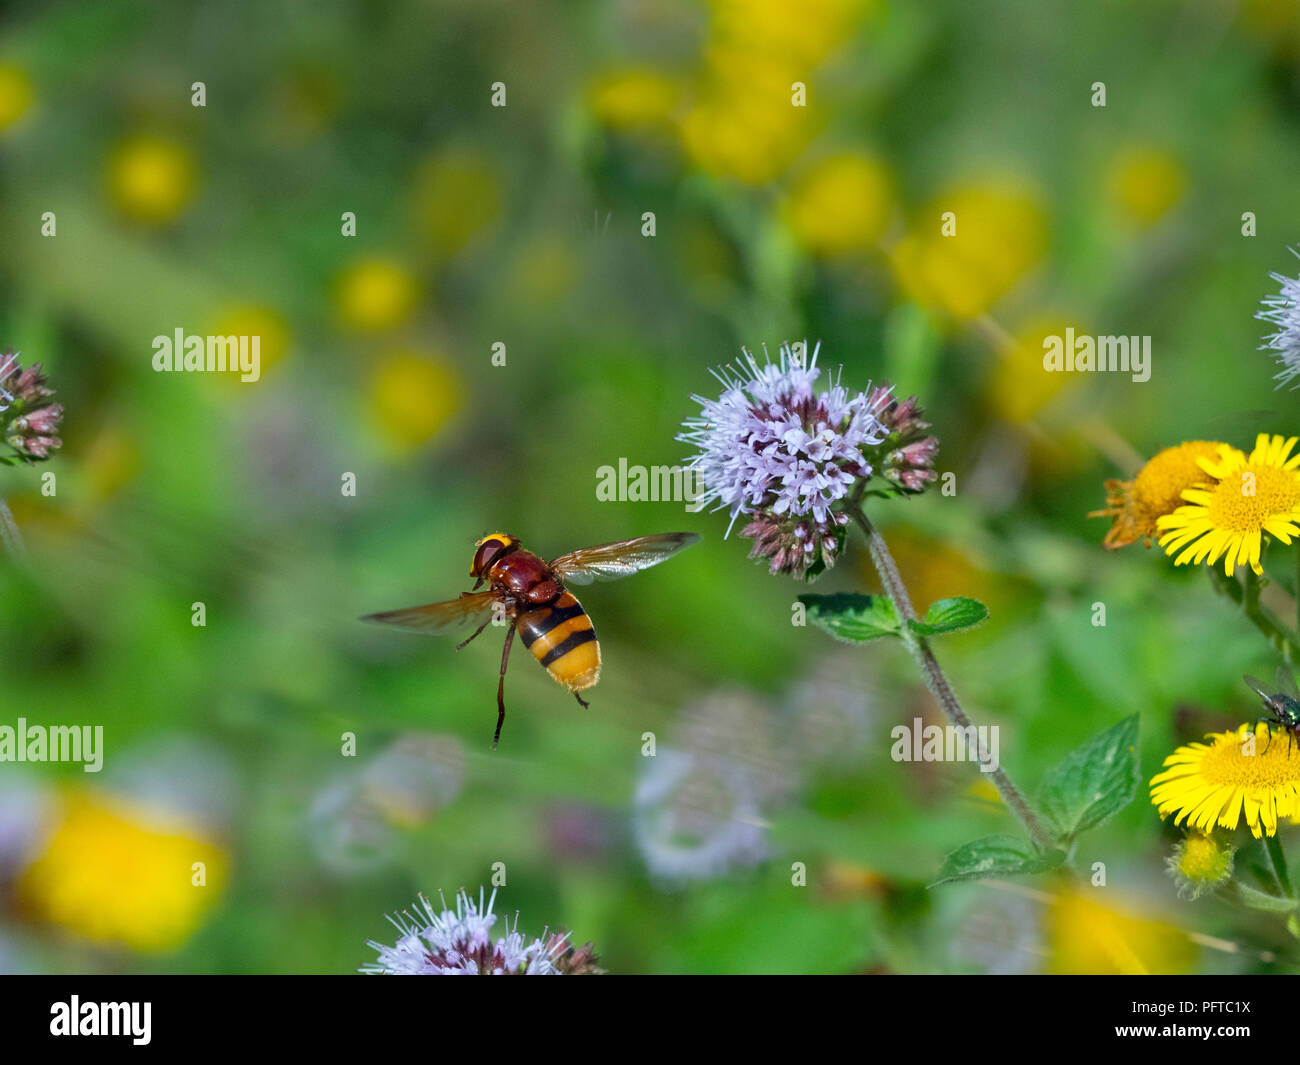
[1244,674,1273,701]
[550,532,699,585]
[1276,666,1299,701]
[361,590,499,634]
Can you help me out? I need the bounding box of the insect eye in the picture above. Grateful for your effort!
[472,540,505,576]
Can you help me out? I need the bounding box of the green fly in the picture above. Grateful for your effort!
[1243,667,1300,756]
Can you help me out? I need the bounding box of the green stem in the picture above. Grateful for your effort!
[1266,833,1294,899]
[1210,567,1300,666]
[1263,834,1300,939]
[848,503,1055,851]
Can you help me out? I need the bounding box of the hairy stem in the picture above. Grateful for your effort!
[849,503,1055,850]
[0,496,28,567]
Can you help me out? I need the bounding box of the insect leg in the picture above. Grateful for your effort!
[456,616,492,651]
[493,625,516,750]
[574,692,589,709]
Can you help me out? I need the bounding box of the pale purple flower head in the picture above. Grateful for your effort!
[361,888,567,975]
[678,341,888,578]
[1256,248,1300,390]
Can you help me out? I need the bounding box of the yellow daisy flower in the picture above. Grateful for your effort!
[1150,723,1300,839]
[1156,434,1300,575]
[1090,441,1225,549]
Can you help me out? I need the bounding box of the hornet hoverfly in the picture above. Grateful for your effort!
[361,531,699,748]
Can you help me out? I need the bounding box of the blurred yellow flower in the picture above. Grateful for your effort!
[414,147,503,257]
[783,151,893,256]
[1046,887,1195,974]
[1108,146,1186,227]
[708,0,873,67]
[0,63,34,133]
[680,95,814,185]
[987,315,1080,422]
[892,181,1047,319]
[209,304,292,376]
[336,257,420,332]
[367,348,463,452]
[678,15,833,184]
[587,67,681,129]
[81,422,141,505]
[105,134,198,226]
[19,791,227,954]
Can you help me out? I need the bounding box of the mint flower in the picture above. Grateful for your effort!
[678,341,888,579]
[361,888,599,975]
[1257,249,1300,390]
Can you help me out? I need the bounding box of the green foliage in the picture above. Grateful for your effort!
[800,593,901,642]
[907,597,989,638]
[931,835,1065,886]
[1037,715,1140,844]
[1231,881,1299,914]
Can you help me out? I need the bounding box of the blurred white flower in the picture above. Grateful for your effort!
[308,775,396,876]
[634,748,769,881]
[1257,249,1300,390]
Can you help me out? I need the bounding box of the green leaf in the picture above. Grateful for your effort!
[799,593,900,643]
[1038,715,1140,844]
[1231,881,1299,913]
[907,597,989,637]
[930,834,1066,886]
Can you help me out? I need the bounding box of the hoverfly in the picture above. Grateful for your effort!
[361,531,699,748]
[1242,667,1300,756]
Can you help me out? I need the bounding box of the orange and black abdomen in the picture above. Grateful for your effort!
[515,592,601,692]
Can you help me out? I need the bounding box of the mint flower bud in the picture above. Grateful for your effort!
[0,351,63,464]
[863,383,939,494]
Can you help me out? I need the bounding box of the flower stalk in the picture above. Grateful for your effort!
[1209,567,1300,666]
[847,497,1055,851]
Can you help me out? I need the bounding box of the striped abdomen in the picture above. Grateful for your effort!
[515,591,601,692]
